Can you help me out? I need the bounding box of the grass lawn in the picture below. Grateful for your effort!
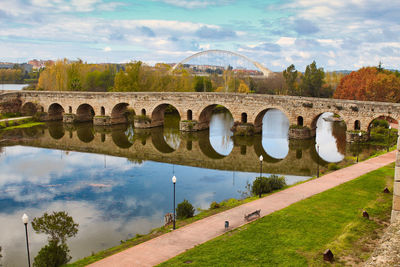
[159,163,395,267]
[0,118,43,131]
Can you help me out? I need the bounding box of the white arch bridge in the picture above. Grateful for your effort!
[170,49,273,77]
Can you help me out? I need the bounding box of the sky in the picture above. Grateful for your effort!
[0,0,399,71]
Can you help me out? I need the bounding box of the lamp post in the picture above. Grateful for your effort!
[357,132,362,162]
[387,125,392,152]
[22,213,31,267]
[172,175,177,230]
[316,144,320,178]
[259,155,263,198]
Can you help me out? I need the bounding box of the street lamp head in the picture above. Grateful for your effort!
[259,155,263,162]
[22,213,29,225]
[359,132,362,137]
[172,175,177,184]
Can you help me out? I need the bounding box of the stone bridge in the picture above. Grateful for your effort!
[1,91,400,139]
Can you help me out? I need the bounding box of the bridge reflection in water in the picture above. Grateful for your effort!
[2,116,377,176]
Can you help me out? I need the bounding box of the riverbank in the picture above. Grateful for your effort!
[83,151,395,266]
[0,116,43,131]
[160,163,395,266]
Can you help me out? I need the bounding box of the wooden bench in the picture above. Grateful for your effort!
[244,209,261,221]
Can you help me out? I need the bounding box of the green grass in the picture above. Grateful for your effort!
[0,118,43,130]
[159,163,395,267]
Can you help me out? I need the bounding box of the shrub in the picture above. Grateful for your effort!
[268,174,286,190]
[251,175,286,197]
[176,199,195,219]
[210,201,220,209]
[252,177,272,196]
[328,163,339,171]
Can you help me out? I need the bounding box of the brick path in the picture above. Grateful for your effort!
[89,151,396,267]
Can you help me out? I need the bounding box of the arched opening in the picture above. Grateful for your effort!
[187,110,193,121]
[76,104,95,122]
[199,104,234,156]
[48,103,64,121]
[354,120,360,130]
[76,124,94,143]
[152,104,181,149]
[368,116,398,146]
[313,112,347,163]
[101,106,105,116]
[151,104,181,128]
[257,108,289,160]
[297,116,304,126]
[241,113,247,123]
[68,106,72,113]
[40,107,44,112]
[141,109,146,116]
[21,102,38,116]
[111,103,130,124]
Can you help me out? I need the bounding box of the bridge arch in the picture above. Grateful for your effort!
[198,104,233,130]
[111,103,131,124]
[170,49,273,77]
[254,108,291,134]
[21,102,41,116]
[367,115,398,133]
[76,103,95,122]
[151,104,181,127]
[48,103,64,121]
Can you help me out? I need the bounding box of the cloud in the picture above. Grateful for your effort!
[293,18,319,35]
[153,0,233,9]
[195,26,237,39]
[138,26,156,37]
[104,46,112,52]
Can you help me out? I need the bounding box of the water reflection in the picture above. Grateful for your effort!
[315,113,346,163]
[209,112,234,156]
[262,109,289,159]
[0,145,310,266]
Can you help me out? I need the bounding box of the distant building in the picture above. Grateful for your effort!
[0,62,14,69]
[28,59,54,70]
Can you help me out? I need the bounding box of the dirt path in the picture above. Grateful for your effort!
[0,116,31,122]
[89,151,396,267]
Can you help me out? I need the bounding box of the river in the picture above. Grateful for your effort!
[0,84,29,91]
[0,110,381,266]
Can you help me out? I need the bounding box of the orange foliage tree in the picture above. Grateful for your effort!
[334,67,400,102]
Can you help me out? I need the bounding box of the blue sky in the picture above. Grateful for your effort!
[0,0,399,71]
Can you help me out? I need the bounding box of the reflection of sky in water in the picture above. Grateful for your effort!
[0,145,310,266]
[316,112,345,163]
[163,128,181,150]
[209,112,234,156]
[262,109,289,159]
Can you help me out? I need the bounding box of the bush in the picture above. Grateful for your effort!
[176,199,195,219]
[251,175,286,197]
[268,175,286,190]
[371,119,389,128]
[328,163,339,171]
[210,201,220,209]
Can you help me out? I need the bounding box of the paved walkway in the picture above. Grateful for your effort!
[0,116,31,122]
[90,151,396,267]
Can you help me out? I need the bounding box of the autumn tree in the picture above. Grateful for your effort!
[334,67,400,102]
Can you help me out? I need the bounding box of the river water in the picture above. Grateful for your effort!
[0,84,29,91]
[0,110,381,266]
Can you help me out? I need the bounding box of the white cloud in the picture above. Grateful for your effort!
[104,46,112,52]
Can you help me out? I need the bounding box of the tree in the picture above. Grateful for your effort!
[283,64,298,95]
[299,61,326,97]
[334,67,400,102]
[31,211,78,245]
[33,241,70,267]
[193,76,212,92]
[176,199,195,219]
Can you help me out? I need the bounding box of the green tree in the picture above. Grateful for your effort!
[176,199,195,219]
[283,64,298,95]
[299,61,326,97]
[33,241,70,267]
[193,76,212,92]
[31,211,78,245]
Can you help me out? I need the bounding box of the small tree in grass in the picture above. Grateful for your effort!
[33,241,71,267]
[176,199,195,219]
[252,175,286,198]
